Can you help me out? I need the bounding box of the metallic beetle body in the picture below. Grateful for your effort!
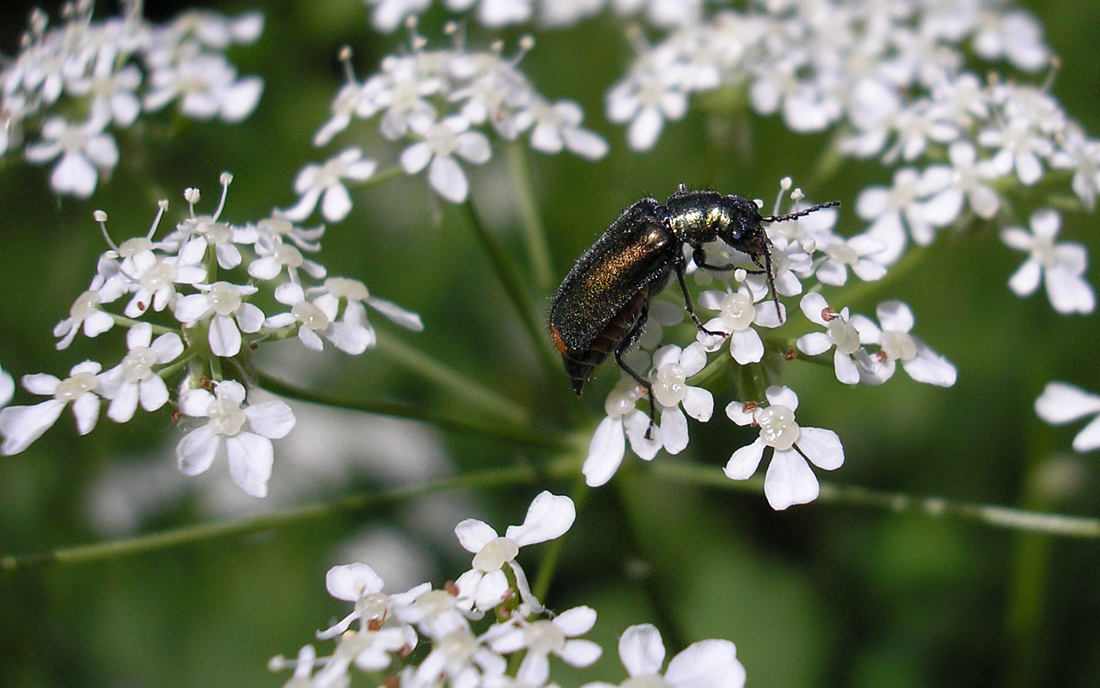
[549,187,770,398]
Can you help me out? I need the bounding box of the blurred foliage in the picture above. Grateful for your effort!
[2,1,1100,687]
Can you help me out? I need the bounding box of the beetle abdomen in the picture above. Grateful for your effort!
[553,285,652,395]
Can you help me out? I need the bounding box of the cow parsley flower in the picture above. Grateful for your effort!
[725,386,844,511]
[174,281,265,357]
[54,289,117,350]
[97,323,184,423]
[795,293,861,385]
[647,343,713,455]
[453,491,575,612]
[1035,382,1100,453]
[697,285,785,365]
[483,606,602,686]
[400,114,491,203]
[1000,209,1095,315]
[23,115,119,198]
[0,361,104,456]
[583,379,663,487]
[280,147,378,223]
[850,301,957,387]
[580,623,746,688]
[175,380,296,498]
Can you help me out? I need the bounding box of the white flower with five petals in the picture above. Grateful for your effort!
[1000,209,1095,315]
[0,361,104,455]
[724,386,844,511]
[174,281,265,357]
[175,380,295,498]
[97,323,184,423]
[579,623,745,688]
[697,286,784,365]
[795,293,861,385]
[400,114,491,203]
[483,606,602,686]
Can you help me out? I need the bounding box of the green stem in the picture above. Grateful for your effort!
[650,462,1100,538]
[1,465,536,574]
[362,165,406,188]
[458,200,560,377]
[375,333,529,427]
[506,142,554,294]
[255,371,564,450]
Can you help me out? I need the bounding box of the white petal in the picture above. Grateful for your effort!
[554,605,597,636]
[138,375,171,412]
[796,427,844,470]
[321,184,353,222]
[72,393,100,435]
[765,385,799,410]
[902,346,957,387]
[764,450,819,510]
[583,416,625,487]
[560,639,603,667]
[1045,267,1095,314]
[454,519,499,553]
[236,302,266,333]
[624,410,662,460]
[400,142,433,174]
[833,350,860,385]
[245,400,296,439]
[209,314,242,357]
[665,640,746,688]
[176,425,219,476]
[797,332,832,356]
[428,155,469,203]
[516,653,550,688]
[1071,415,1100,452]
[659,406,689,455]
[619,624,665,677]
[107,383,139,422]
[506,491,576,546]
[52,152,98,198]
[875,301,915,332]
[225,432,274,497]
[368,297,424,331]
[681,386,713,422]
[455,131,491,164]
[151,333,184,362]
[799,292,830,325]
[724,439,766,480]
[0,400,65,455]
[728,328,764,364]
[174,294,211,323]
[1035,382,1100,424]
[1008,259,1042,296]
[326,562,384,601]
[628,107,664,151]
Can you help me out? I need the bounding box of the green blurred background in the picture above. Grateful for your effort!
[2,1,1100,686]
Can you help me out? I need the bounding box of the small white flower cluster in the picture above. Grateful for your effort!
[363,0,704,33]
[601,1,1098,315]
[0,174,423,498]
[582,181,958,510]
[270,491,747,688]
[1,1,265,198]
[287,26,608,213]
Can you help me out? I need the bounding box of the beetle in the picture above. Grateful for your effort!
[549,184,838,437]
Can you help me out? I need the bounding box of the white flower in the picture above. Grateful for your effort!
[453,491,575,612]
[446,0,536,27]
[174,281,265,357]
[408,625,506,688]
[1000,209,1095,315]
[391,584,471,640]
[697,286,784,365]
[851,168,942,266]
[649,343,714,455]
[118,242,209,317]
[281,148,378,223]
[796,293,861,385]
[0,361,103,456]
[583,379,663,487]
[526,100,609,160]
[97,323,184,423]
[365,55,442,141]
[400,114,491,203]
[0,366,13,408]
[606,51,689,151]
[316,563,393,640]
[849,301,957,387]
[813,235,888,286]
[972,10,1050,72]
[483,606,602,686]
[53,289,117,349]
[366,0,431,33]
[1035,382,1100,452]
[724,386,844,511]
[175,380,295,498]
[24,115,119,198]
[143,50,263,123]
[580,623,745,688]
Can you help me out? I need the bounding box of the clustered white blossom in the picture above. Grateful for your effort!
[1,0,265,198]
[287,25,608,212]
[0,174,423,498]
[580,181,957,509]
[269,491,747,688]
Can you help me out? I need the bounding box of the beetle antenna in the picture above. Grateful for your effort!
[760,200,840,224]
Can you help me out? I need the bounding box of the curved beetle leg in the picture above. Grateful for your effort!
[674,256,727,339]
[614,303,658,440]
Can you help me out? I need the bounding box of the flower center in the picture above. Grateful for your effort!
[880,330,917,361]
[207,282,242,316]
[719,291,756,331]
[54,371,98,401]
[757,404,799,451]
[140,261,177,291]
[207,396,247,436]
[70,290,101,319]
[653,362,687,407]
[121,346,157,382]
[471,536,519,572]
[325,277,369,302]
[827,319,861,355]
[523,620,566,655]
[292,301,330,331]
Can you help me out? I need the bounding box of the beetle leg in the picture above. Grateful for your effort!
[675,256,727,339]
[614,303,658,440]
[692,246,736,272]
